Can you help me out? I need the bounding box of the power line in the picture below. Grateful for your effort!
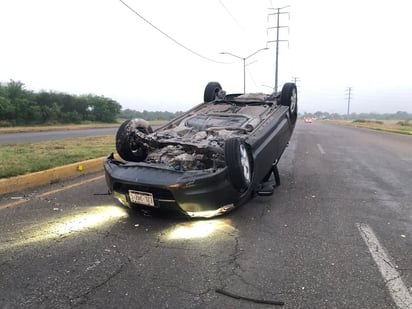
[119,0,228,64]
[218,0,244,31]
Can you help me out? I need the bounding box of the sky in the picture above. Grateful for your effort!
[1,0,411,114]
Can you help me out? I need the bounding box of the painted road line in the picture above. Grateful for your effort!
[36,175,104,198]
[0,175,105,210]
[0,198,30,210]
[356,223,412,309]
[317,143,326,154]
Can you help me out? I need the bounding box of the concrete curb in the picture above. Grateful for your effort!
[0,157,105,196]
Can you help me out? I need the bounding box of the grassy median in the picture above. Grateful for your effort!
[322,119,412,135]
[0,120,168,179]
[0,135,115,178]
[0,123,118,134]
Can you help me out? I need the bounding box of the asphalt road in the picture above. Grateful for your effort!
[0,128,117,144]
[0,122,411,308]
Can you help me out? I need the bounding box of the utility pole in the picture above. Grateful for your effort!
[267,6,290,93]
[291,77,300,94]
[291,76,300,85]
[345,87,353,118]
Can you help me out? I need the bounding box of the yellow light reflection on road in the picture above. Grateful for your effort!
[167,219,235,240]
[53,206,127,235]
[0,206,128,252]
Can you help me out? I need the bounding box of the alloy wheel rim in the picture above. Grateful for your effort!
[239,144,251,184]
[290,88,297,114]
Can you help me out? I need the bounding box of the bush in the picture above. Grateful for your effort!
[0,120,12,127]
[397,120,411,126]
[353,119,383,125]
[0,80,121,125]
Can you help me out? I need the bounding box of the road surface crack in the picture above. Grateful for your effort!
[69,257,130,307]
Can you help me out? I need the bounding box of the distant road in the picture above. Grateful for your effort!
[0,128,117,145]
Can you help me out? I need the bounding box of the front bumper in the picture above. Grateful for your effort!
[103,154,241,217]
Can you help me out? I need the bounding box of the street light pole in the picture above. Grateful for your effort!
[243,58,246,93]
[220,47,268,93]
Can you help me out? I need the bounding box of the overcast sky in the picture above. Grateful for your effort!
[1,0,411,114]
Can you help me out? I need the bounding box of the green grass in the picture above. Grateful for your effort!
[0,135,115,178]
[0,121,169,178]
[324,119,412,135]
[0,123,119,133]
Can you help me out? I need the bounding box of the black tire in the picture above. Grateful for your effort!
[224,138,253,192]
[204,82,222,102]
[116,119,149,162]
[280,83,298,121]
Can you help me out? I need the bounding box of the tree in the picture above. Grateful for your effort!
[0,96,13,121]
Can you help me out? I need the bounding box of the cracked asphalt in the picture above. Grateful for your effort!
[0,121,411,308]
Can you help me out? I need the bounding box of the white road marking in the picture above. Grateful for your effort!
[0,175,104,210]
[356,223,412,309]
[317,143,325,154]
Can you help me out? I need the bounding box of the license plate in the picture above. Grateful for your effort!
[129,190,155,207]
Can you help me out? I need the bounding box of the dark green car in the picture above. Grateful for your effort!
[104,82,297,218]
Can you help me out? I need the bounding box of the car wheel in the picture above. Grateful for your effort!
[204,82,222,102]
[116,119,150,162]
[280,83,298,121]
[225,138,253,192]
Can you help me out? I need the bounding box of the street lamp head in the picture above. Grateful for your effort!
[219,52,243,60]
[246,47,269,59]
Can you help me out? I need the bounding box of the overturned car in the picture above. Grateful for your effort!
[104,82,297,218]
